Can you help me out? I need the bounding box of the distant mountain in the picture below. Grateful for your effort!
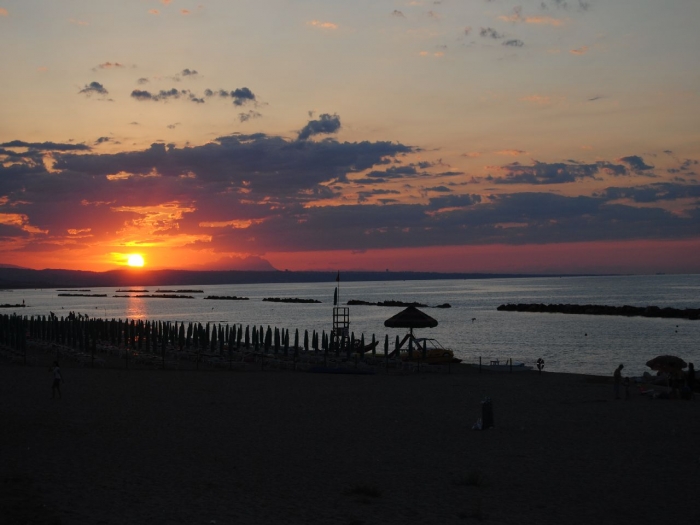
[0,267,559,289]
[0,268,564,288]
[0,264,29,269]
[187,256,277,272]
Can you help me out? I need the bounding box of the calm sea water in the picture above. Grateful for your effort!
[2,274,698,377]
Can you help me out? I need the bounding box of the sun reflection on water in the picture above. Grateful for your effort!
[125,296,148,321]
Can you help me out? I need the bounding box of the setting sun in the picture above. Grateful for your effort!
[127,254,145,267]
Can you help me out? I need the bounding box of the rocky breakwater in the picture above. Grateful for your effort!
[497,303,700,320]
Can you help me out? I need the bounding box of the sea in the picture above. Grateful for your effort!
[1,274,698,377]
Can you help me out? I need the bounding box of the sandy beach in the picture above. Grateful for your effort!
[2,349,699,525]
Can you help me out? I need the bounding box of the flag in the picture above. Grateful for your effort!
[333,287,338,306]
[335,271,340,282]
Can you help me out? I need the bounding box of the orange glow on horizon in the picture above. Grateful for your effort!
[3,239,700,275]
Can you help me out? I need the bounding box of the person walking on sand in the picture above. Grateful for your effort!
[613,364,623,399]
[50,361,62,399]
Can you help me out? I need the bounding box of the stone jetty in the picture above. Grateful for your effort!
[497,303,699,320]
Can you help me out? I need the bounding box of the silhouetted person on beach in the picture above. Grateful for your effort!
[50,361,62,399]
[536,358,545,374]
[613,364,623,399]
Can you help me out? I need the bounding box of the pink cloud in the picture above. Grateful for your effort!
[521,95,551,105]
[308,20,338,30]
[0,8,8,17]
[496,149,527,157]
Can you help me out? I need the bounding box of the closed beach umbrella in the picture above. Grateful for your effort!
[265,326,272,350]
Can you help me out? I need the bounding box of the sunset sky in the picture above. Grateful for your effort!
[1,0,699,274]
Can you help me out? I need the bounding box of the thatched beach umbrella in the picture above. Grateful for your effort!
[385,306,438,358]
[384,306,438,336]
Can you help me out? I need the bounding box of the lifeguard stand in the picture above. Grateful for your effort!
[331,306,350,351]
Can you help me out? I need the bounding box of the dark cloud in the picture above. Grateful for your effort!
[0,140,90,152]
[5,128,699,256]
[137,78,149,85]
[203,87,257,106]
[619,155,654,172]
[491,160,629,184]
[239,110,262,123]
[0,133,413,244]
[358,189,400,203]
[480,27,504,39]
[130,88,204,103]
[503,39,524,47]
[131,89,153,101]
[198,191,700,253]
[0,147,34,159]
[181,68,198,76]
[599,183,700,203]
[364,165,419,180]
[95,137,111,145]
[425,186,452,193]
[50,133,412,195]
[542,0,590,11]
[427,194,481,209]
[78,81,108,96]
[298,113,341,141]
[392,10,405,18]
[231,87,256,106]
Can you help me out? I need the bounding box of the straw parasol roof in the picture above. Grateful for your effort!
[384,306,438,330]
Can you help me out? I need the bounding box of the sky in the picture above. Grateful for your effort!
[1,0,699,274]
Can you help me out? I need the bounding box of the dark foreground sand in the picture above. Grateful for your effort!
[2,355,699,525]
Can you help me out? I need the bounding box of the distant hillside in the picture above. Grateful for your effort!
[0,267,556,289]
